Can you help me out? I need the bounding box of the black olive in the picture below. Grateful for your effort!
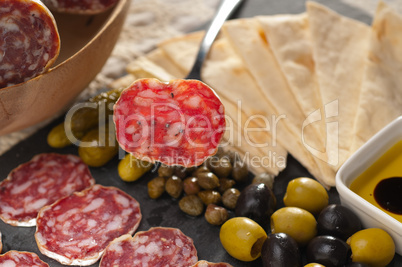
[261,233,301,267]
[235,183,276,226]
[306,235,351,267]
[317,204,362,240]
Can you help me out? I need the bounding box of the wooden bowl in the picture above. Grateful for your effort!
[0,0,130,135]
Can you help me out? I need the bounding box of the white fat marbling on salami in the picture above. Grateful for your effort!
[0,251,49,267]
[114,78,225,167]
[0,0,60,88]
[0,153,95,227]
[41,0,119,14]
[35,185,142,266]
[99,227,198,267]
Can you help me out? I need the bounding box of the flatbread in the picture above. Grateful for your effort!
[307,1,370,170]
[221,18,337,186]
[351,1,402,152]
[257,13,330,167]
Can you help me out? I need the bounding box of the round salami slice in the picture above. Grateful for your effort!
[41,0,119,14]
[0,251,49,267]
[0,153,95,227]
[0,0,60,88]
[100,227,198,267]
[35,185,142,266]
[114,78,226,167]
[191,260,233,267]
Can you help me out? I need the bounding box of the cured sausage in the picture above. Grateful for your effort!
[0,0,60,88]
[0,153,95,227]
[35,185,142,266]
[191,260,234,267]
[0,251,49,267]
[100,227,198,267]
[41,0,119,14]
[114,78,226,167]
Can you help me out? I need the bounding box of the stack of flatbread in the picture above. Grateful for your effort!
[112,1,402,188]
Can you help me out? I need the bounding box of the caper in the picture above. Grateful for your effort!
[147,177,166,199]
[205,204,229,225]
[232,160,248,183]
[210,157,233,178]
[252,172,275,190]
[222,188,240,210]
[197,172,220,190]
[165,175,183,199]
[205,156,219,171]
[179,195,204,216]
[174,166,190,179]
[183,177,201,195]
[218,178,236,194]
[198,190,222,205]
[158,164,175,178]
[193,165,210,176]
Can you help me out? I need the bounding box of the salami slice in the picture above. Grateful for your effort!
[35,185,142,266]
[0,153,95,227]
[100,227,198,267]
[0,0,60,88]
[191,260,233,267]
[114,78,226,167]
[41,0,119,14]
[0,251,49,267]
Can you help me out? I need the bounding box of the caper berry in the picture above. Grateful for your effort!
[147,177,166,199]
[179,195,204,216]
[205,204,229,225]
[165,175,183,198]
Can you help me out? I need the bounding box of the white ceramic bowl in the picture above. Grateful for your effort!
[336,116,402,255]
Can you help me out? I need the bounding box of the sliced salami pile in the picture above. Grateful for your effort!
[0,0,60,88]
[191,260,234,267]
[100,227,198,267]
[41,0,120,14]
[35,185,142,266]
[0,251,49,267]
[0,153,95,226]
[114,78,226,167]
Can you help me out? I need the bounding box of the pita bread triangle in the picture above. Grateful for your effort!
[307,1,370,170]
[351,1,402,152]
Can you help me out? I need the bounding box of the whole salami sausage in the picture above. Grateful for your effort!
[0,0,60,88]
[0,251,49,267]
[100,227,198,267]
[114,78,226,167]
[35,185,142,266]
[0,153,95,227]
[191,260,234,267]
[41,0,119,14]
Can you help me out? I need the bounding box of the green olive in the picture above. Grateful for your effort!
[165,176,183,199]
[347,228,395,267]
[118,154,153,182]
[232,161,248,183]
[271,207,317,246]
[147,177,166,199]
[283,177,328,214]
[220,217,267,262]
[197,172,220,190]
[204,204,228,225]
[179,195,204,216]
[197,190,221,205]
